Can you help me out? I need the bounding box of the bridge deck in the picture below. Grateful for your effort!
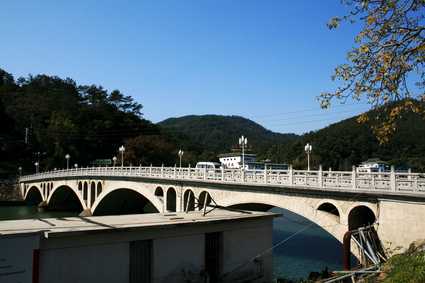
[19,166,425,197]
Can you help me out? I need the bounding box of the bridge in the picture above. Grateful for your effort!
[19,165,425,254]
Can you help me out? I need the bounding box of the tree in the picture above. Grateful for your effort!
[320,0,425,143]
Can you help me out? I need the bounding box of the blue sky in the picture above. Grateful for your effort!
[0,1,370,134]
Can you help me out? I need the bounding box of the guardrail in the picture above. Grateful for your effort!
[19,166,425,195]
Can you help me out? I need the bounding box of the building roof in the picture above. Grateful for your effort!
[0,209,279,237]
[217,152,256,158]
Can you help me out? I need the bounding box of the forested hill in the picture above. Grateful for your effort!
[159,107,425,171]
[158,115,299,160]
[261,104,425,171]
[0,68,180,178]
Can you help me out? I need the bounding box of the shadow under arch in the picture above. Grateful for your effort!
[25,186,43,205]
[93,188,159,216]
[47,185,84,212]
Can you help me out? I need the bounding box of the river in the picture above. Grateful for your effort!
[0,204,343,281]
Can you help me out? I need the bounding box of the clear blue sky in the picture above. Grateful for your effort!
[0,1,369,134]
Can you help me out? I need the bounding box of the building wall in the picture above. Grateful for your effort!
[153,234,205,283]
[0,234,40,283]
[222,219,273,283]
[39,242,129,283]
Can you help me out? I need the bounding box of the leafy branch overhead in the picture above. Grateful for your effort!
[320,0,425,143]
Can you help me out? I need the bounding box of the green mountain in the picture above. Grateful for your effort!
[158,115,299,161]
[159,107,425,171]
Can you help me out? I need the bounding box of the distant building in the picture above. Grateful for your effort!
[218,152,288,170]
[0,210,277,283]
[357,158,389,173]
[218,152,257,169]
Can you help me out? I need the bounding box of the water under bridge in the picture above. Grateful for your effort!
[19,165,425,253]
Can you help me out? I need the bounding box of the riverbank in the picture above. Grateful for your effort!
[0,179,22,201]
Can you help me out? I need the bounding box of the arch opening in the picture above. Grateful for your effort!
[183,190,195,211]
[48,186,83,212]
[83,182,88,201]
[78,182,82,191]
[317,202,340,217]
[155,187,164,197]
[198,191,212,210]
[90,182,96,207]
[93,188,159,216]
[25,187,43,205]
[166,187,176,212]
[96,182,102,197]
[348,206,376,230]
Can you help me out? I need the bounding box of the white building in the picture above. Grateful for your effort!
[357,158,389,173]
[218,153,288,171]
[0,210,277,283]
[218,152,257,169]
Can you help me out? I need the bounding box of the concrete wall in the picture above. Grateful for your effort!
[39,242,129,283]
[0,234,39,283]
[222,219,273,283]
[377,199,425,253]
[153,234,204,283]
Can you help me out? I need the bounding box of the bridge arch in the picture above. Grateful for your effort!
[47,185,85,212]
[90,182,96,207]
[198,191,212,210]
[183,189,195,211]
[316,201,341,223]
[96,182,102,197]
[83,182,88,203]
[25,186,43,205]
[217,194,347,244]
[92,188,160,216]
[348,205,376,230]
[166,187,177,212]
[155,186,164,197]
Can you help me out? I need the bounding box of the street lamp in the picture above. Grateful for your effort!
[65,154,71,170]
[74,163,78,169]
[18,166,22,177]
[119,145,125,167]
[178,150,184,168]
[112,156,117,167]
[304,143,312,171]
[239,135,248,170]
[34,162,39,173]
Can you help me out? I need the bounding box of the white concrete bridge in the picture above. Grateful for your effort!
[19,165,425,253]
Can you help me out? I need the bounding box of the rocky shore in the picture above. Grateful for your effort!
[0,179,23,201]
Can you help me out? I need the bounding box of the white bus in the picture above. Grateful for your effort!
[195,162,221,171]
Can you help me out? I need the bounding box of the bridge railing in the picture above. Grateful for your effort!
[19,165,425,195]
